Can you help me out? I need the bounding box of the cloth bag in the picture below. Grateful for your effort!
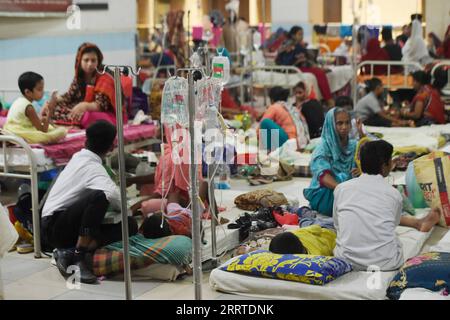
[234,190,289,211]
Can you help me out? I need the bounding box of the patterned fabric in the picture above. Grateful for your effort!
[222,250,352,285]
[166,203,192,237]
[234,190,289,211]
[93,234,192,277]
[30,124,156,165]
[387,252,450,300]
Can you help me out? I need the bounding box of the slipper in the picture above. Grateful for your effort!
[17,243,34,254]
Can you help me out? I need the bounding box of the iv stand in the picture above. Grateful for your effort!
[97,65,140,301]
[176,67,204,300]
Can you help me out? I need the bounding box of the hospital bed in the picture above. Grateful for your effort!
[353,60,424,106]
[0,125,160,259]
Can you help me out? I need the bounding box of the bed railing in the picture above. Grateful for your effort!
[0,134,42,258]
[238,65,304,106]
[353,60,424,106]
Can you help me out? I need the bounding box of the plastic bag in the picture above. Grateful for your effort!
[413,152,450,227]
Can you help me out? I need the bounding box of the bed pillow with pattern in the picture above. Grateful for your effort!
[387,252,450,300]
[221,250,352,285]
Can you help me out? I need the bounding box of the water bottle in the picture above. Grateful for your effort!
[214,164,231,190]
[249,221,259,241]
[135,156,153,177]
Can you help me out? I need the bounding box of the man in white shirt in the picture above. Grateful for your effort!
[41,121,138,284]
[333,140,440,271]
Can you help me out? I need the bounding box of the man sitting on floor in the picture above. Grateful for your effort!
[333,140,440,271]
[41,120,138,284]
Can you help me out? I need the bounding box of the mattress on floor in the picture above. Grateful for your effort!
[210,211,436,300]
[201,219,239,263]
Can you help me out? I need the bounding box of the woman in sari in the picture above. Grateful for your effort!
[402,20,433,70]
[259,86,310,152]
[52,42,132,128]
[303,108,362,217]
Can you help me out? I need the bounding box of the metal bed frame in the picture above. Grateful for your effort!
[353,60,424,106]
[0,132,160,258]
[238,65,306,107]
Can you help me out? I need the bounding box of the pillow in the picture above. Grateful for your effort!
[221,250,352,286]
[387,252,450,300]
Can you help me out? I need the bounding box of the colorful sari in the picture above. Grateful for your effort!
[53,42,132,128]
[303,109,357,216]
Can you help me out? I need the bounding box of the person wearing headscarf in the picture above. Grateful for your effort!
[361,38,391,75]
[402,20,433,69]
[52,43,132,128]
[303,108,360,217]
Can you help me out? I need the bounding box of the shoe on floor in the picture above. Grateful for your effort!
[74,259,98,284]
[16,243,34,254]
[55,248,75,278]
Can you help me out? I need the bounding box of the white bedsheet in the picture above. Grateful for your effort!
[365,124,450,152]
[209,210,437,300]
[0,146,53,167]
[326,65,353,93]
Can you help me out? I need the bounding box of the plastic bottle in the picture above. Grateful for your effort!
[249,221,259,241]
[211,54,230,86]
[214,164,231,190]
[135,156,153,177]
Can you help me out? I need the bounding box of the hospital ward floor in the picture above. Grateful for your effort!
[1,177,314,300]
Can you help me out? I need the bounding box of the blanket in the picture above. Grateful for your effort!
[30,124,156,165]
[93,234,192,277]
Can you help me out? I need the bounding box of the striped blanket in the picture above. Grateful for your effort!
[93,234,192,277]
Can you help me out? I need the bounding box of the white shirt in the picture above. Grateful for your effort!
[333,174,404,271]
[42,149,121,218]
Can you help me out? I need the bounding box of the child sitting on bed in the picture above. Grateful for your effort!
[333,140,441,271]
[4,72,67,144]
[269,224,336,256]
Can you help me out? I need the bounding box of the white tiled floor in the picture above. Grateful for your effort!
[1,178,309,300]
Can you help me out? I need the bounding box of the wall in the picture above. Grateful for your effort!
[271,0,312,42]
[0,0,137,100]
[426,0,450,39]
[342,0,422,26]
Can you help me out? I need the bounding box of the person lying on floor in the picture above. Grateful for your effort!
[303,108,363,217]
[41,120,138,284]
[333,139,441,271]
[355,78,414,127]
[4,72,67,144]
[259,86,309,152]
[269,220,336,256]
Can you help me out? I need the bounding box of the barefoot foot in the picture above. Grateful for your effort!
[419,208,441,232]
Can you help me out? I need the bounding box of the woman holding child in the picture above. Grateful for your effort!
[52,42,132,128]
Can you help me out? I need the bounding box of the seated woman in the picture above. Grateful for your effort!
[276,26,335,108]
[52,42,132,128]
[259,86,309,152]
[293,81,324,139]
[356,78,413,127]
[361,38,391,75]
[303,108,362,217]
[400,71,446,126]
[333,140,441,271]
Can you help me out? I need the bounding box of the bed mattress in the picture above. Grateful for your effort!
[209,210,441,300]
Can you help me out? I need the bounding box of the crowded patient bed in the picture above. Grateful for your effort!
[209,209,449,300]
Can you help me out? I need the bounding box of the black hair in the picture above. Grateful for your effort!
[412,71,431,86]
[141,212,172,239]
[85,120,117,155]
[335,96,354,110]
[288,26,303,39]
[18,72,44,95]
[360,140,394,175]
[366,77,383,92]
[432,67,448,91]
[381,27,393,42]
[269,232,306,255]
[294,81,306,91]
[269,86,290,103]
